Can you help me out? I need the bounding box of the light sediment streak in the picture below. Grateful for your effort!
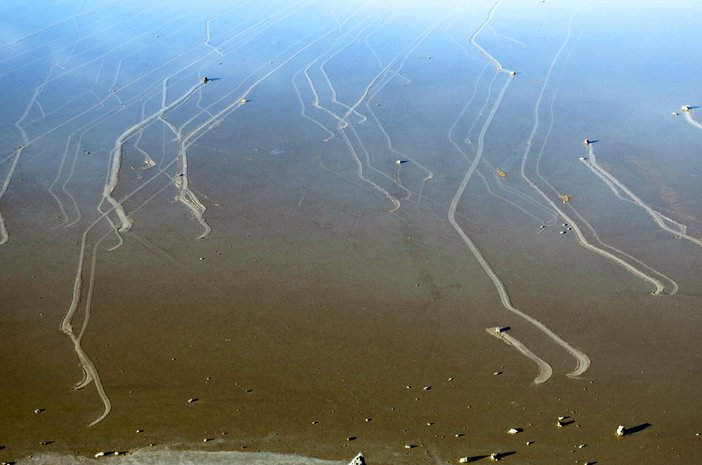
[0,64,61,244]
[468,0,512,74]
[517,7,672,296]
[448,75,590,378]
[0,0,124,50]
[684,109,702,130]
[450,1,590,379]
[487,328,553,384]
[62,164,177,426]
[103,81,201,234]
[581,145,701,248]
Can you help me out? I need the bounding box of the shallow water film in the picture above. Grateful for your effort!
[1,0,701,464]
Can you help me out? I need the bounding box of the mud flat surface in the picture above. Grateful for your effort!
[1,0,701,464]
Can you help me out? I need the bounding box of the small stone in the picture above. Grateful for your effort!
[187,398,199,403]
[136,429,144,433]
[493,371,502,376]
[405,444,416,449]
[365,418,372,422]
[203,438,214,442]
[240,98,249,104]
[34,408,45,414]
[507,427,522,434]
[526,441,534,445]
[423,386,431,391]
[347,436,357,442]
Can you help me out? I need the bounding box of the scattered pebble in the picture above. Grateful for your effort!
[347,436,357,442]
[526,441,534,445]
[39,441,53,446]
[423,386,431,391]
[493,371,502,376]
[136,429,144,433]
[94,451,128,458]
[404,444,417,449]
[448,377,455,381]
[578,444,587,449]
[203,438,214,442]
[557,416,574,427]
[187,398,199,403]
[365,418,372,422]
[507,427,522,434]
[560,230,567,235]
[34,408,45,414]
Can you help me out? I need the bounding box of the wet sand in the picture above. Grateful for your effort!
[1,0,701,464]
